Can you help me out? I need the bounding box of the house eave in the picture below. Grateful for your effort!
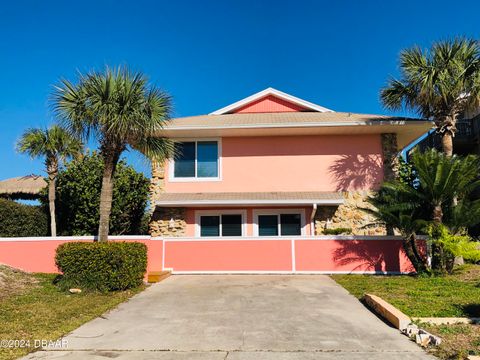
[159,120,433,149]
[155,199,345,207]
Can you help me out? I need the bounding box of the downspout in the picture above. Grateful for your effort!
[310,203,317,236]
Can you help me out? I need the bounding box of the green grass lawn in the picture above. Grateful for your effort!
[0,268,144,360]
[331,264,480,318]
[332,265,480,360]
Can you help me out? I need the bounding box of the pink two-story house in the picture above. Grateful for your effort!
[149,88,431,274]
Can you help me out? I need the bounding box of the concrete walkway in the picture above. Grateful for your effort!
[24,275,434,359]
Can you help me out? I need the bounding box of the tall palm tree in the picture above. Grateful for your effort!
[17,126,83,236]
[52,66,174,242]
[381,38,480,156]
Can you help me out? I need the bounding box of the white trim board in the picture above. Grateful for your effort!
[156,199,344,206]
[0,235,151,242]
[209,87,333,115]
[169,270,411,275]
[161,235,408,241]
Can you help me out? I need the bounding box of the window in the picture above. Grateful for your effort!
[256,211,304,236]
[198,212,243,237]
[280,214,301,235]
[173,140,219,179]
[258,215,278,236]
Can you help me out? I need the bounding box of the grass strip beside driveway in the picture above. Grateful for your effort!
[0,272,144,360]
[331,265,480,318]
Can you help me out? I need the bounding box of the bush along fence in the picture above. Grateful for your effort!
[0,235,417,275]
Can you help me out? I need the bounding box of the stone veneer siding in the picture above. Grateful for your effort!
[149,161,187,237]
[314,191,385,235]
[381,133,400,182]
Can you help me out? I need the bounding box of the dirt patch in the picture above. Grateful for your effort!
[454,265,480,283]
[0,264,38,301]
[423,323,480,359]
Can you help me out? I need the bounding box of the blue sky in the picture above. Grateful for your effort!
[0,0,478,179]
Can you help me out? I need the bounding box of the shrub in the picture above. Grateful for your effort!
[323,227,352,235]
[0,198,48,237]
[55,241,147,291]
[47,152,150,235]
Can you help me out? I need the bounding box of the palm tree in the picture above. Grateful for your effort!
[367,149,480,272]
[381,38,480,156]
[17,126,83,236]
[52,66,174,242]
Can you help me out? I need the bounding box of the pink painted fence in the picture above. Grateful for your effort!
[0,236,416,274]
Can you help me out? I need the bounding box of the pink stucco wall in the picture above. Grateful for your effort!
[0,237,163,274]
[233,95,308,113]
[0,236,416,275]
[164,134,384,193]
[164,240,292,272]
[295,239,414,273]
[163,237,415,274]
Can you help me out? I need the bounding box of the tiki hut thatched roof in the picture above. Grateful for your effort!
[0,175,47,200]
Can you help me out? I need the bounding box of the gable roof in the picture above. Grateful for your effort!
[209,87,333,115]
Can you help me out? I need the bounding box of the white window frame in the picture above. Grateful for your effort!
[195,209,247,237]
[169,138,222,182]
[253,209,306,237]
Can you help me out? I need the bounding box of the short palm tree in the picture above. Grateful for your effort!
[52,66,174,242]
[17,126,83,236]
[367,149,480,272]
[381,38,480,156]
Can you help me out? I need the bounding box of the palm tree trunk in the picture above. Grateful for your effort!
[432,204,443,224]
[403,234,427,273]
[97,152,119,242]
[47,161,58,237]
[441,133,454,157]
[431,203,447,273]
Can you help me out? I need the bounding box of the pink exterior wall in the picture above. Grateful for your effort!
[295,239,414,273]
[232,95,308,113]
[165,134,383,193]
[0,237,163,274]
[163,237,416,274]
[0,236,417,275]
[164,240,292,272]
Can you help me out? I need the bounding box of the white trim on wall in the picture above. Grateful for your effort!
[194,209,248,238]
[0,235,151,242]
[169,270,411,275]
[252,209,307,237]
[168,137,222,182]
[156,199,343,206]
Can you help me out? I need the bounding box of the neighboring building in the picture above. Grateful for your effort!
[150,88,432,238]
[413,111,480,156]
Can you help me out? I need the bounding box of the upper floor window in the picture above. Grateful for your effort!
[173,141,219,179]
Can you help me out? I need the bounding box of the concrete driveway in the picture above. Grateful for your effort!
[24,275,433,359]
